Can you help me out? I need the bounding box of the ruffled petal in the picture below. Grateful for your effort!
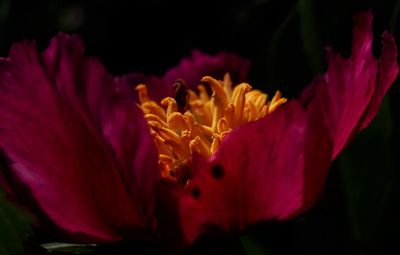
[305,11,398,158]
[42,34,160,222]
[178,101,332,243]
[360,31,399,128]
[0,36,158,242]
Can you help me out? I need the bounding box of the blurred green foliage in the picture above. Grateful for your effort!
[0,190,32,255]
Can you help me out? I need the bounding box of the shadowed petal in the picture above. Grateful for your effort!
[42,34,160,222]
[0,36,158,242]
[178,101,332,243]
[122,51,250,103]
[163,50,250,90]
[305,11,398,159]
[360,31,399,129]
[118,72,168,103]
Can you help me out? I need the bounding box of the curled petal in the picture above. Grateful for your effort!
[0,35,159,242]
[360,31,399,129]
[304,11,398,158]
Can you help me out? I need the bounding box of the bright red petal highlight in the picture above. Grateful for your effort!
[178,101,332,243]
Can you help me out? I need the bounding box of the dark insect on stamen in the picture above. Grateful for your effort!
[191,187,200,199]
[173,79,189,113]
[211,164,224,179]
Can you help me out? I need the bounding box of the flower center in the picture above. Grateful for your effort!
[136,74,286,183]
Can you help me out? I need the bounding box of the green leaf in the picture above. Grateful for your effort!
[0,189,32,255]
[338,97,394,242]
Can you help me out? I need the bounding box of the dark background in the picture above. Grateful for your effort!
[1,0,400,254]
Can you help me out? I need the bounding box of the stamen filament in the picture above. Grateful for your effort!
[136,74,286,181]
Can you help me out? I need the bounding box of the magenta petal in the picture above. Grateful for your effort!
[178,101,332,243]
[163,50,250,89]
[118,72,168,103]
[304,11,398,159]
[360,31,399,129]
[121,51,250,103]
[0,36,158,242]
[42,34,160,216]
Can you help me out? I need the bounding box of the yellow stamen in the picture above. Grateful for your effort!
[161,97,178,117]
[231,83,252,127]
[269,91,287,113]
[136,74,287,182]
[140,101,167,121]
[135,84,150,104]
[167,112,188,132]
[145,114,168,128]
[189,136,212,158]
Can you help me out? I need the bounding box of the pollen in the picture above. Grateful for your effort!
[136,74,287,183]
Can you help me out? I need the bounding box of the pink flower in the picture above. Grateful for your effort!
[0,34,250,243]
[155,11,398,245]
[0,35,160,242]
[0,11,397,249]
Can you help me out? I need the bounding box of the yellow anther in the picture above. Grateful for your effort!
[135,84,150,104]
[210,135,221,154]
[167,112,188,132]
[189,100,212,126]
[153,135,172,157]
[223,73,233,97]
[152,124,182,145]
[269,91,287,113]
[260,105,268,119]
[196,124,214,139]
[188,90,199,102]
[181,130,193,148]
[217,118,229,134]
[248,100,259,121]
[140,101,167,121]
[197,85,210,102]
[254,93,268,111]
[145,114,168,128]
[183,112,197,132]
[202,76,229,109]
[164,139,189,159]
[189,136,212,158]
[201,101,213,126]
[245,90,262,100]
[135,76,286,182]
[161,97,178,117]
[231,83,252,127]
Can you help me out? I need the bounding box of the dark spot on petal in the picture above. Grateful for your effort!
[173,79,189,112]
[211,164,224,179]
[191,187,200,199]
